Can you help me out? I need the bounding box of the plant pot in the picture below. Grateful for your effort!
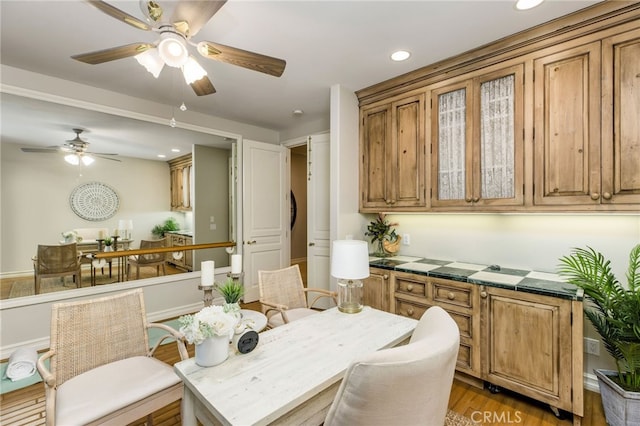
[195,334,230,367]
[595,369,640,426]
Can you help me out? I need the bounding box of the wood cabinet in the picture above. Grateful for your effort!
[430,64,524,209]
[362,267,390,311]
[168,154,192,211]
[360,93,426,211]
[376,267,584,421]
[390,271,481,378]
[357,3,640,213]
[480,285,583,418]
[167,233,193,271]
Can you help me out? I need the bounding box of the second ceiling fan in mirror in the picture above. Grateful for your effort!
[21,128,120,165]
[72,0,287,96]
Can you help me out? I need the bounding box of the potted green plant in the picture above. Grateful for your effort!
[215,278,244,316]
[151,217,180,238]
[364,213,400,257]
[558,244,640,426]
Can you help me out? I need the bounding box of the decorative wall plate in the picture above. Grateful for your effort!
[70,182,119,221]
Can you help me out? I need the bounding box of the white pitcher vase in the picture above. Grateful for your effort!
[195,334,230,367]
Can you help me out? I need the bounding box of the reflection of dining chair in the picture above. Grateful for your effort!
[324,306,460,426]
[258,264,337,328]
[36,288,188,426]
[127,238,167,280]
[33,243,82,294]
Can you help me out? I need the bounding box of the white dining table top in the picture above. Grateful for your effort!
[174,306,418,426]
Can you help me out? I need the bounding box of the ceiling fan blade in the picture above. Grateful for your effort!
[190,76,216,96]
[171,1,227,37]
[86,0,152,31]
[94,155,122,162]
[72,43,154,64]
[87,152,119,156]
[197,41,286,77]
[21,147,61,153]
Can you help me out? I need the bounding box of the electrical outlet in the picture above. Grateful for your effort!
[585,337,600,356]
[403,234,410,245]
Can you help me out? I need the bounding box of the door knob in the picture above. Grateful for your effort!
[309,242,315,246]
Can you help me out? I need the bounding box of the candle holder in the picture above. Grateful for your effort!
[198,283,215,307]
[227,272,244,285]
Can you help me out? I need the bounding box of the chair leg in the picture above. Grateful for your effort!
[35,276,40,295]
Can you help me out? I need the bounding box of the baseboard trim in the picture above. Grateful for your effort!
[584,372,600,393]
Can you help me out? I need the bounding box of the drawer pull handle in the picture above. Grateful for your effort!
[447,292,455,300]
[480,291,487,299]
[407,308,414,317]
[406,284,414,292]
[603,192,612,200]
[383,275,389,280]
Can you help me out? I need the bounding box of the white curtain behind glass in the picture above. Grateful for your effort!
[438,89,466,200]
[480,75,515,199]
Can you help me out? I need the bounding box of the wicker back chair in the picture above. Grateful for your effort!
[258,264,337,328]
[36,288,188,426]
[33,243,82,294]
[127,238,167,279]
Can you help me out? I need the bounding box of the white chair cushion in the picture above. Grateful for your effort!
[267,307,318,328]
[55,356,180,425]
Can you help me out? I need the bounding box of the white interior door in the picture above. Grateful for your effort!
[242,140,290,302]
[307,133,331,307]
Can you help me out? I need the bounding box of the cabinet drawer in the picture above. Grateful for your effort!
[446,309,473,339]
[433,280,473,308]
[394,299,428,320]
[394,276,428,298]
[172,235,187,245]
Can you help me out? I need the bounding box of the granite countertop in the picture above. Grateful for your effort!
[369,255,583,301]
[167,230,193,237]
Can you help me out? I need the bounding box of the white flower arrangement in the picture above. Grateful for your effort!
[178,305,238,345]
[61,230,77,239]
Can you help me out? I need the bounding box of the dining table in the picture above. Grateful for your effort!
[174,306,418,426]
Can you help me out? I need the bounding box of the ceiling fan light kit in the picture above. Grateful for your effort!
[75,0,286,96]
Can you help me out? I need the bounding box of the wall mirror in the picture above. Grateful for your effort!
[0,91,240,301]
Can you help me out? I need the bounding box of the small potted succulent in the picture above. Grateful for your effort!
[215,278,244,316]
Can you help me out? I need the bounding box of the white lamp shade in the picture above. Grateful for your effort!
[81,155,94,166]
[182,56,207,84]
[331,240,370,280]
[135,48,165,78]
[158,33,188,68]
[64,154,79,165]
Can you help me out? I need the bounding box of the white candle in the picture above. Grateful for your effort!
[201,260,215,286]
[98,230,104,239]
[231,254,242,274]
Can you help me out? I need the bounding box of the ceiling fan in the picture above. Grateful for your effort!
[71,0,287,96]
[21,128,121,165]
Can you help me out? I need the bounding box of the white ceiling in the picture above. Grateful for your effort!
[0,0,601,161]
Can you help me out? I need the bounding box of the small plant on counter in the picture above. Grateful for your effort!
[364,213,399,257]
[215,278,244,305]
[151,217,180,238]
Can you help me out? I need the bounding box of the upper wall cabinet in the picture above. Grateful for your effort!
[357,2,640,213]
[601,29,640,205]
[360,93,426,212]
[429,64,524,209]
[168,154,192,211]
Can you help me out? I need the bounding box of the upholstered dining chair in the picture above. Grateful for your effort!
[127,238,167,280]
[36,288,188,426]
[33,243,82,294]
[324,306,460,426]
[258,264,337,328]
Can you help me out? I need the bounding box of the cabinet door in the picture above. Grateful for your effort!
[360,94,426,211]
[363,268,390,311]
[533,41,601,206]
[360,104,392,209]
[431,65,523,208]
[601,29,640,205]
[391,94,426,208]
[481,287,574,412]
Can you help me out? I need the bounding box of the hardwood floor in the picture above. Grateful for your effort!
[0,301,607,426]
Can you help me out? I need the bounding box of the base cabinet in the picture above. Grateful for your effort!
[380,268,584,422]
[168,234,193,271]
[480,286,583,418]
[362,268,391,311]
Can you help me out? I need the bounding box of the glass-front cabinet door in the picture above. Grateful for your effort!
[430,64,524,208]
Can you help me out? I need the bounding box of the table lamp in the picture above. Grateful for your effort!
[331,240,369,313]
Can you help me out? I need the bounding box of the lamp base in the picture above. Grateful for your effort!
[337,279,363,314]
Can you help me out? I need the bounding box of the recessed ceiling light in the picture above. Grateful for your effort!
[390,50,411,62]
[157,154,166,158]
[515,0,544,10]
[171,148,181,153]
[292,109,304,116]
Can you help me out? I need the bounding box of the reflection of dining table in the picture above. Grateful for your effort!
[81,239,133,285]
[174,307,418,426]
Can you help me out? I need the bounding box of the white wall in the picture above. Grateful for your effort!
[0,141,183,273]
